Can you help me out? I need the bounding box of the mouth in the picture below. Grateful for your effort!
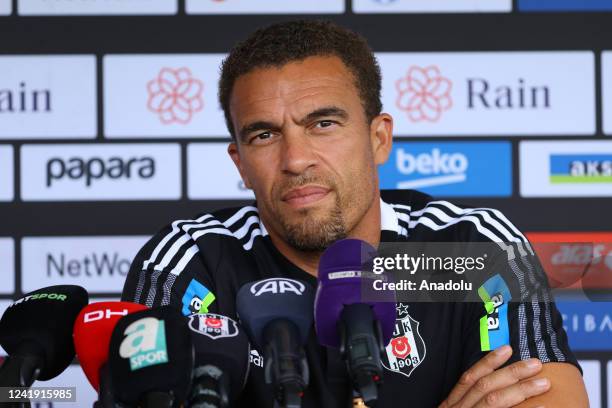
[281,185,331,208]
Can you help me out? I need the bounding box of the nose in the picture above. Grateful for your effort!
[280,129,317,176]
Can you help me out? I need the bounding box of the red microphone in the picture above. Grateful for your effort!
[73,302,147,395]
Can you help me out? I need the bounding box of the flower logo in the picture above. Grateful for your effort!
[147,67,204,124]
[396,66,452,123]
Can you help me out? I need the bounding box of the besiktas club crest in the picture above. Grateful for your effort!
[381,303,427,378]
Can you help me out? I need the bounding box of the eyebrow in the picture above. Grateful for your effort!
[238,106,349,143]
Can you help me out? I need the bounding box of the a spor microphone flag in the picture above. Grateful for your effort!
[73,301,148,391]
[315,239,396,348]
[108,306,193,407]
[0,285,89,382]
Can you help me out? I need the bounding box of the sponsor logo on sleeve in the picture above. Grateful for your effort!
[18,0,176,15]
[354,0,510,12]
[249,349,264,368]
[186,0,343,14]
[21,236,148,293]
[181,279,216,316]
[104,54,226,138]
[377,52,595,136]
[0,238,14,294]
[21,144,181,201]
[379,141,511,196]
[520,141,612,197]
[119,317,168,370]
[478,274,512,351]
[381,303,426,378]
[0,55,96,139]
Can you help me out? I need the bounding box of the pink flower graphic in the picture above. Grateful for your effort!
[396,66,452,123]
[147,67,204,124]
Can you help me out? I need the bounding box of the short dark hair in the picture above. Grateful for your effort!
[218,20,382,139]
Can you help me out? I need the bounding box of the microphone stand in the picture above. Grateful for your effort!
[339,304,385,408]
[263,320,309,408]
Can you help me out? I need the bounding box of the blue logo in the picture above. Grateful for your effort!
[478,274,512,351]
[519,0,612,11]
[556,301,612,351]
[379,142,511,197]
[181,279,215,316]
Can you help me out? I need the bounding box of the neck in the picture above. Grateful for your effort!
[265,196,382,277]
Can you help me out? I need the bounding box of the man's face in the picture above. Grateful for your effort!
[228,56,390,252]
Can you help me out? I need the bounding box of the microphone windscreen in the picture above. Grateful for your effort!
[0,285,89,380]
[315,239,396,348]
[236,278,314,348]
[108,306,193,405]
[73,301,148,391]
[188,313,251,400]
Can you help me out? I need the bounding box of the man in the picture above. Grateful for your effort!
[122,20,587,407]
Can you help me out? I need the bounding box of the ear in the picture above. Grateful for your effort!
[369,113,393,165]
[228,142,253,190]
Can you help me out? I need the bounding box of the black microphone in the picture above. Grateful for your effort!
[108,306,194,408]
[186,312,251,407]
[236,278,314,408]
[315,239,397,407]
[0,285,89,387]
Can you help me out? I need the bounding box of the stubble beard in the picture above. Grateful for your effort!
[280,193,348,253]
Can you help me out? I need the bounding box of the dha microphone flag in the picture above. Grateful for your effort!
[236,278,314,408]
[315,239,396,348]
[109,306,193,408]
[187,313,251,407]
[0,285,89,385]
[73,301,148,391]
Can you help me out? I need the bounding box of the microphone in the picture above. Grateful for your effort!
[0,285,89,387]
[314,239,396,407]
[108,306,194,408]
[186,312,251,407]
[73,301,148,407]
[236,278,314,408]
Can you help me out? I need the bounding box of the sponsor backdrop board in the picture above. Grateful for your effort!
[0,0,10,15]
[187,143,254,199]
[353,0,511,13]
[18,0,177,15]
[377,52,595,136]
[520,141,612,197]
[20,144,181,201]
[32,365,98,407]
[0,300,10,355]
[104,55,226,138]
[580,361,602,408]
[186,0,344,14]
[0,238,14,294]
[0,146,13,201]
[519,0,612,11]
[0,4,611,407]
[21,236,148,293]
[0,56,96,139]
[379,141,511,196]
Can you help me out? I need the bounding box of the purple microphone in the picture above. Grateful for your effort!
[314,239,396,407]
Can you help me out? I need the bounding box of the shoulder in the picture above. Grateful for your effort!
[381,189,532,249]
[135,203,266,273]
